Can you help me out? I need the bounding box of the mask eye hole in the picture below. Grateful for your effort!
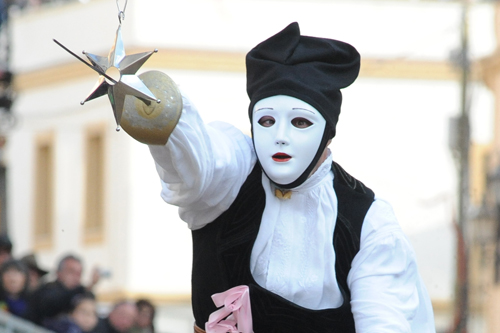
[258,116,275,127]
[291,117,313,128]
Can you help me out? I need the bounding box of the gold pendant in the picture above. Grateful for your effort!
[274,188,292,200]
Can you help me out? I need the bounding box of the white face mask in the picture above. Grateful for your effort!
[252,95,326,186]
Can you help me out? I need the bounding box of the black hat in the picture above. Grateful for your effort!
[20,254,49,277]
[0,234,12,253]
[246,22,360,138]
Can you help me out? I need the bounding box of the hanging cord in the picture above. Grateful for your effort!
[116,0,128,24]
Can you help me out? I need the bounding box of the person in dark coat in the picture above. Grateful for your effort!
[0,259,30,318]
[43,291,99,333]
[92,301,138,333]
[20,253,49,292]
[26,253,100,326]
[129,299,155,333]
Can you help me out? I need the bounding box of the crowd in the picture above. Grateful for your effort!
[0,234,156,333]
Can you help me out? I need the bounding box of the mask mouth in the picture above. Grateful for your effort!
[272,152,291,162]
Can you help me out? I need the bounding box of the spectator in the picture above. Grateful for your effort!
[43,291,99,333]
[20,253,49,292]
[26,253,101,326]
[129,299,155,333]
[70,292,99,333]
[0,234,12,267]
[0,259,30,318]
[93,301,138,333]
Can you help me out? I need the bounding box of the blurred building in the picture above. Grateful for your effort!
[3,0,497,331]
[470,3,500,333]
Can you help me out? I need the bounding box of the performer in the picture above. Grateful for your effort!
[149,22,435,333]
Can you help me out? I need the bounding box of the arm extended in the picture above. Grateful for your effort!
[148,92,257,229]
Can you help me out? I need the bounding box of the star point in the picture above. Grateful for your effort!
[80,25,159,126]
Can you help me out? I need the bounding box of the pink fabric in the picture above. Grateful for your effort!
[205,285,253,333]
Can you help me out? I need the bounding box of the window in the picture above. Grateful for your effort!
[33,133,54,249]
[83,125,106,244]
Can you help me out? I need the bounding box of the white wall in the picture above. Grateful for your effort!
[11,0,496,72]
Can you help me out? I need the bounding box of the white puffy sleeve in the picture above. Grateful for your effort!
[347,199,436,333]
[148,93,257,230]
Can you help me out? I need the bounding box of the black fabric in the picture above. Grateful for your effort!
[246,22,360,138]
[331,162,375,295]
[191,161,374,332]
[191,164,265,324]
[42,316,84,333]
[89,317,121,333]
[26,280,87,325]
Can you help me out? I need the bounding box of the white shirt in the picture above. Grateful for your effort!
[149,93,436,332]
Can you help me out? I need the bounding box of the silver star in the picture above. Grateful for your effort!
[80,25,160,128]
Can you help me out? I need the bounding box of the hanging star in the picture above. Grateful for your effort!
[54,25,160,128]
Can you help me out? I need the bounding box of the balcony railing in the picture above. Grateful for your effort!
[0,311,54,333]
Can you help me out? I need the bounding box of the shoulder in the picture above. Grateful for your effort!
[356,197,418,267]
[351,198,418,277]
[91,317,112,333]
[332,161,374,198]
[361,198,404,243]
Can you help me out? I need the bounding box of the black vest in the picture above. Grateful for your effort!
[191,161,374,333]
